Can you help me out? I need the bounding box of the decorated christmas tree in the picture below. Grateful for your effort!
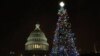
[50,1,79,56]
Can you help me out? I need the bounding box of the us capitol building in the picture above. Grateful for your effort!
[24,24,49,56]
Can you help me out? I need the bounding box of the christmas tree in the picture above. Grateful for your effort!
[50,1,79,56]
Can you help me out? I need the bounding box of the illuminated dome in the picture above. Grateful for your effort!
[25,24,49,51]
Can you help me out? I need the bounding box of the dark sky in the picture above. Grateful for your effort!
[0,0,100,54]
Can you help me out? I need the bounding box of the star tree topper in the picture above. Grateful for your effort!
[59,1,65,7]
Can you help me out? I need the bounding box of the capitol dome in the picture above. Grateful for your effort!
[25,24,49,51]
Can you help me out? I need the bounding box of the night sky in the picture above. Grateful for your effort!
[0,0,100,54]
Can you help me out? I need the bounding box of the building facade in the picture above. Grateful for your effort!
[25,24,49,56]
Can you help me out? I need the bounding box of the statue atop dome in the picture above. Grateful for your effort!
[35,24,40,30]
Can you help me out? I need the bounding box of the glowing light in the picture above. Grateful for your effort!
[35,44,37,48]
[37,44,40,48]
[59,1,65,7]
[33,44,41,48]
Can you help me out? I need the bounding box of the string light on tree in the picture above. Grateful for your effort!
[50,1,79,56]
